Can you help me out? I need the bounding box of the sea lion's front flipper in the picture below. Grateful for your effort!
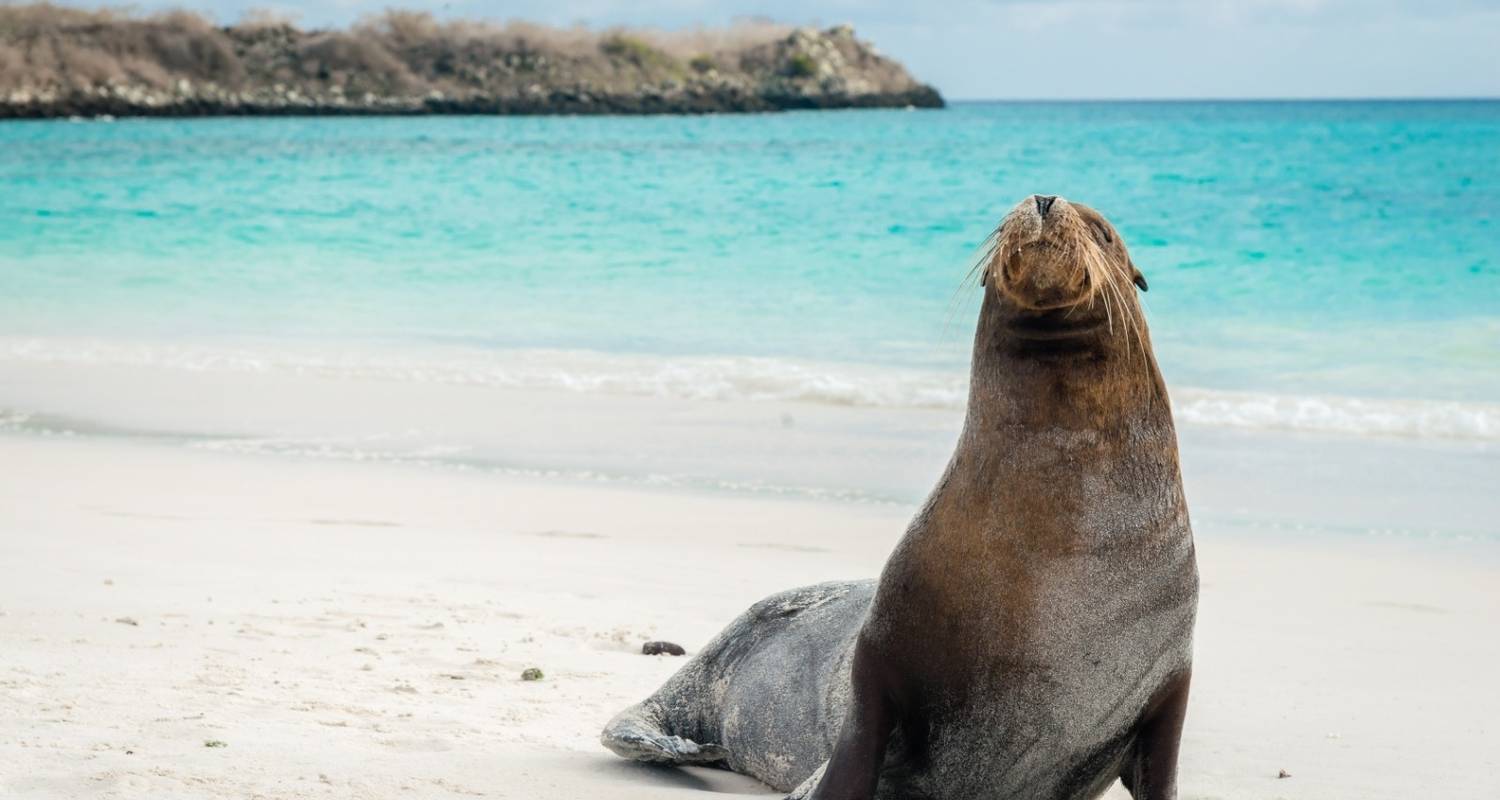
[600,702,728,765]
[804,639,895,800]
[1120,670,1192,800]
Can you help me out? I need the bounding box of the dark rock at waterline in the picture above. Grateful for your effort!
[642,641,686,656]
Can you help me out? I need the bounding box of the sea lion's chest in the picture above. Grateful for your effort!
[869,481,1197,798]
[887,529,1196,694]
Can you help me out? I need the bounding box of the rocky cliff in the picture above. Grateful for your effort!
[0,6,943,117]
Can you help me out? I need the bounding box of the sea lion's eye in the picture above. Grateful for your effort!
[1090,223,1113,244]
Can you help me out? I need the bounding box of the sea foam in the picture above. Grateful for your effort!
[3,338,1497,442]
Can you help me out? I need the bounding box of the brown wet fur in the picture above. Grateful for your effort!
[809,197,1197,800]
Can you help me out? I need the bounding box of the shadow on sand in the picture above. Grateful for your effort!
[591,758,781,795]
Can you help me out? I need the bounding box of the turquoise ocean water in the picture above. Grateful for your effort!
[1,101,1498,439]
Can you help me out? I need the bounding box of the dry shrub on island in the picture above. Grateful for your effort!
[0,4,241,90]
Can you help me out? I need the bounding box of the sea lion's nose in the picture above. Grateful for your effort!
[1034,195,1058,217]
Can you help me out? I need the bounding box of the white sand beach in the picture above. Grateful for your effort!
[2,398,1497,799]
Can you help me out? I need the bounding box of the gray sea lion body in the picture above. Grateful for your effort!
[603,196,1199,800]
[603,581,869,789]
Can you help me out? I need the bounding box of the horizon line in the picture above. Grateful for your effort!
[945,96,1500,104]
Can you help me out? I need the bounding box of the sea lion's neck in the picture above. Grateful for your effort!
[926,291,1183,551]
[960,290,1170,443]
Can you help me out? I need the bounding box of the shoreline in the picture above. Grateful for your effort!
[2,341,1498,545]
[0,88,945,120]
[2,334,1497,442]
[2,435,1497,798]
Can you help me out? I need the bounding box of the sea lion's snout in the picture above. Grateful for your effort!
[989,194,1096,310]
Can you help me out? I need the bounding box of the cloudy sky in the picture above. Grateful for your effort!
[104,0,1500,99]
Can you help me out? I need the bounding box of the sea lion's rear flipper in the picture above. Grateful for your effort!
[600,702,728,765]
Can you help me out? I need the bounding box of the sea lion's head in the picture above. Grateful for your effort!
[987,194,1146,310]
[981,195,1150,359]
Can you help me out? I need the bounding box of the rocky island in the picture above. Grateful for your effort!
[0,5,943,118]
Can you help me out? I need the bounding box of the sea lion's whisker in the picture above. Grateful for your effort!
[944,229,1003,337]
[1097,262,1117,336]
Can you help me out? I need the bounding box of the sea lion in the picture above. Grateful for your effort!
[601,195,1198,800]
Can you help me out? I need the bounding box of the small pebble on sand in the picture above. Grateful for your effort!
[114,616,138,626]
[1278,769,1292,779]
[204,740,228,748]
[642,641,686,656]
[521,667,544,681]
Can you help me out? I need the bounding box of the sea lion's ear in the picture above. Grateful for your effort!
[1131,264,1148,292]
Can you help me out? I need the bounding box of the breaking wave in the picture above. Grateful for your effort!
[3,337,1497,442]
